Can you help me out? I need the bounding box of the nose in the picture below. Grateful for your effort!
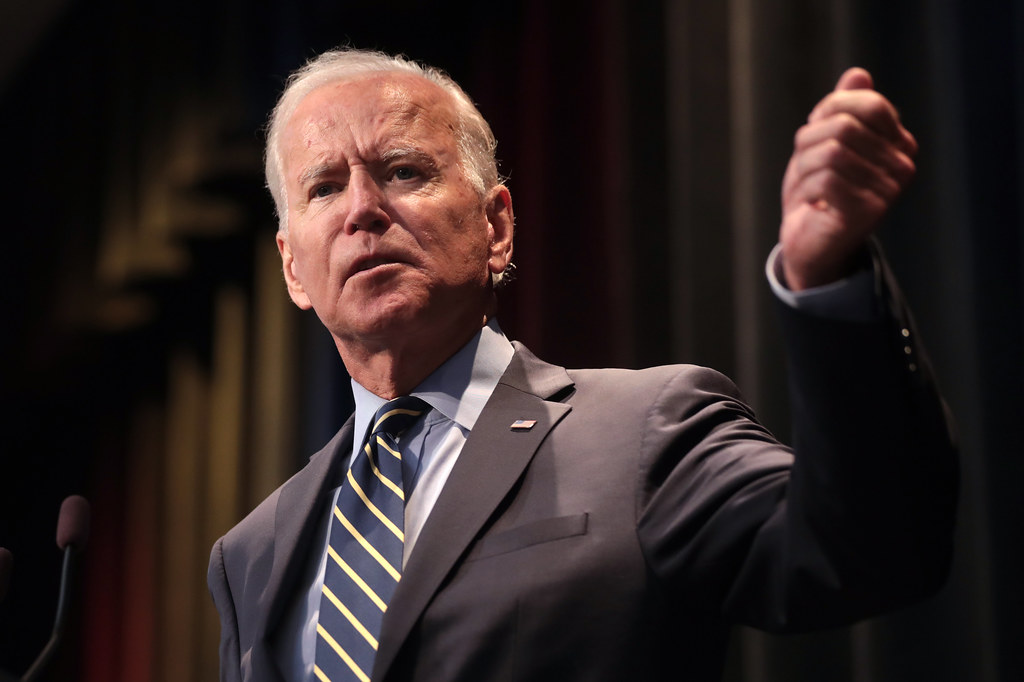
[345,171,390,234]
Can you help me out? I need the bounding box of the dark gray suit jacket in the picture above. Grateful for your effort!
[208,279,957,682]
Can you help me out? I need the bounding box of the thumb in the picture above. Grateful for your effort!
[835,66,874,92]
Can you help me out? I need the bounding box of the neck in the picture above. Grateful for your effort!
[337,314,492,399]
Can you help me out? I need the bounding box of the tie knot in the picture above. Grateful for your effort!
[370,396,429,440]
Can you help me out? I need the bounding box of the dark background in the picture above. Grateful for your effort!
[0,1,1020,680]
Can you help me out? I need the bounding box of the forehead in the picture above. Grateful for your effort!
[282,73,459,159]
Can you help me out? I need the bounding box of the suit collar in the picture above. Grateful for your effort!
[502,341,577,400]
[351,320,516,448]
[373,343,574,680]
[255,419,355,679]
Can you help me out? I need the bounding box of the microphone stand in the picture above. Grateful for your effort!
[19,545,79,682]
[0,496,89,681]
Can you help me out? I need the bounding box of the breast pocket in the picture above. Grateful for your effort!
[465,513,589,562]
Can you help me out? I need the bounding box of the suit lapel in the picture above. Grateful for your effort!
[373,344,574,679]
[252,419,355,677]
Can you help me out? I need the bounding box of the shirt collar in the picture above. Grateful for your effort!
[350,319,514,449]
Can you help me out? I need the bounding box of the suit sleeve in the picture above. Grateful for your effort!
[636,261,957,633]
[208,537,243,682]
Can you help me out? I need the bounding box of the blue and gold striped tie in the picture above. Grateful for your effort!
[314,396,428,682]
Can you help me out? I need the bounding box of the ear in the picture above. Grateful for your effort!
[485,185,514,277]
[276,231,313,310]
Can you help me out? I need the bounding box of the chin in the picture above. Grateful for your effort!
[337,294,430,339]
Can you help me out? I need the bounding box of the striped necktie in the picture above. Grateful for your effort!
[314,396,428,682]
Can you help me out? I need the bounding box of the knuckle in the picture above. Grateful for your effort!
[821,169,844,192]
[794,123,813,147]
[877,175,901,200]
[821,138,846,164]
[834,112,862,138]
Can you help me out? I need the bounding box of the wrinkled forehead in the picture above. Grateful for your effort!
[283,72,460,150]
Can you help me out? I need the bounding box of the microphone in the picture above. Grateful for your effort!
[55,496,91,553]
[18,496,91,682]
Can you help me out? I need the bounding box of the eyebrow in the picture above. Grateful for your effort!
[380,147,433,164]
[296,148,437,186]
[297,162,337,186]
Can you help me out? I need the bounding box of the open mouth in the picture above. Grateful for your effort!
[356,257,395,272]
[349,254,409,279]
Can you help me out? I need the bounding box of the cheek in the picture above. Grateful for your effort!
[289,235,334,291]
[443,202,489,252]
[288,239,312,279]
[442,222,489,270]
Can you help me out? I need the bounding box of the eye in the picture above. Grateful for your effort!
[392,166,418,181]
[312,184,337,198]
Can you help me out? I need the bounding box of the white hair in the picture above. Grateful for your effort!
[265,48,500,234]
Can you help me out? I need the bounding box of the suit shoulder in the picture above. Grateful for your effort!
[559,364,760,449]
[216,424,350,561]
[567,363,745,405]
[216,476,287,566]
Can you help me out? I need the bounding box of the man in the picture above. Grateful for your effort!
[209,48,957,682]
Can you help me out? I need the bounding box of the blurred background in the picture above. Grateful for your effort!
[0,0,1020,680]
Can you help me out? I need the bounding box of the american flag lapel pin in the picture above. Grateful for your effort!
[510,419,537,431]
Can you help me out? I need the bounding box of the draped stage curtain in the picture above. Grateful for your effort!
[0,1,1019,680]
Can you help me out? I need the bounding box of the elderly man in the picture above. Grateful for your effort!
[208,48,957,682]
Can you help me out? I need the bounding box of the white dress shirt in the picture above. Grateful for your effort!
[276,320,514,680]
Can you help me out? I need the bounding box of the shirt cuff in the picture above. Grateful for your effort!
[766,243,881,322]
